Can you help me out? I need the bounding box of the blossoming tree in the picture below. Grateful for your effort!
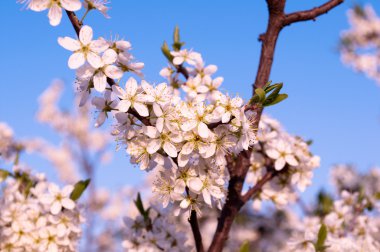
[3,0,380,251]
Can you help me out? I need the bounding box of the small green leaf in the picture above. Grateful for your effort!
[254,88,266,103]
[161,41,174,62]
[239,241,250,252]
[264,93,288,106]
[264,82,283,93]
[70,179,91,201]
[0,169,10,182]
[173,26,180,44]
[172,26,185,51]
[315,224,328,251]
[374,192,380,200]
[134,192,146,216]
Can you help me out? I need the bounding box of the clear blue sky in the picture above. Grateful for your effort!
[1,0,380,201]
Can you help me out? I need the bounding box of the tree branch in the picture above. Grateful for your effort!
[284,0,344,26]
[189,210,204,252]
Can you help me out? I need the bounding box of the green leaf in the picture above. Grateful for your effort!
[254,88,266,103]
[264,93,288,106]
[0,169,10,182]
[315,224,328,251]
[374,192,380,200]
[239,241,250,252]
[161,41,174,62]
[173,25,180,44]
[134,192,146,216]
[172,26,185,51]
[264,82,283,93]
[70,179,91,201]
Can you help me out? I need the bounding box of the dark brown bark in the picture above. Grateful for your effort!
[189,210,205,252]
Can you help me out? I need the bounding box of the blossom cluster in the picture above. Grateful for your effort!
[286,165,380,252]
[246,114,320,209]
[340,4,380,85]
[0,167,84,252]
[122,197,192,252]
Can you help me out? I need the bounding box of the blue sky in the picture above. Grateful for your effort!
[1,0,380,202]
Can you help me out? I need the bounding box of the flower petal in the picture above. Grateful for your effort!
[79,25,93,45]
[48,4,62,26]
[68,52,85,69]
[163,142,177,157]
[60,0,81,11]
[93,72,107,92]
[58,37,81,51]
[133,102,149,117]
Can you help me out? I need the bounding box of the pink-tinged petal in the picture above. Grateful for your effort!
[163,142,177,157]
[143,126,159,138]
[213,77,223,88]
[125,77,138,96]
[68,52,85,69]
[133,102,149,117]
[222,112,231,123]
[116,40,131,50]
[177,152,189,167]
[156,118,164,132]
[87,51,102,68]
[153,103,163,117]
[57,37,80,51]
[29,0,50,11]
[180,199,190,209]
[181,120,197,132]
[174,180,186,194]
[275,158,286,171]
[204,64,217,75]
[117,100,131,112]
[141,80,153,94]
[102,49,117,65]
[198,122,209,138]
[48,4,62,26]
[39,195,54,205]
[196,85,209,93]
[181,142,195,155]
[139,154,149,170]
[188,177,203,193]
[147,139,161,154]
[202,190,212,205]
[95,112,106,127]
[93,72,107,92]
[90,38,109,53]
[62,185,74,196]
[112,85,127,99]
[50,201,62,215]
[62,198,75,210]
[79,25,93,45]
[266,149,280,159]
[56,223,67,237]
[285,155,299,166]
[104,65,123,79]
[48,183,60,194]
[173,57,184,65]
[231,97,243,107]
[60,0,81,11]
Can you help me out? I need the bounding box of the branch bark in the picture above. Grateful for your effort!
[284,0,344,26]
[189,210,204,252]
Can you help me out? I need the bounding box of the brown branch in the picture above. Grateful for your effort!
[189,210,204,252]
[66,11,81,36]
[241,171,275,202]
[284,0,344,26]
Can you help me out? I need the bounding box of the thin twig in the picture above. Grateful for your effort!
[284,0,344,26]
[189,210,204,252]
